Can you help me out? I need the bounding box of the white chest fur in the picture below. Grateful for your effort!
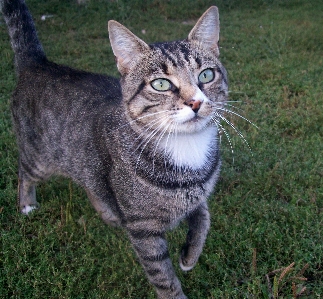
[160,126,218,169]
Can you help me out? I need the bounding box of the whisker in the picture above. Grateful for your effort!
[217,113,253,154]
[213,101,244,113]
[133,114,169,151]
[217,107,259,129]
[134,118,169,174]
[113,110,170,133]
[152,121,173,172]
[130,116,168,193]
[224,102,246,113]
[163,122,176,168]
[173,123,182,172]
[216,100,242,103]
[212,115,234,163]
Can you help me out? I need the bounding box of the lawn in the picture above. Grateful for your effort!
[0,0,322,298]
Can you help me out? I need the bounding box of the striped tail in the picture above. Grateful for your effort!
[0,0,47,72]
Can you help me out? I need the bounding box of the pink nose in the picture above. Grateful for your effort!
[185,100,202,113]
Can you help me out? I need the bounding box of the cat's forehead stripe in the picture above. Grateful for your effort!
[151,43,178,67]
[156,41,205,71]
[178,42,192,64]
[195,56,202,69]
[161,63,170,75]
[151,41,197,68]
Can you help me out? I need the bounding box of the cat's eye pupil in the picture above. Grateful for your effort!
[151,79,171,91]
[198,69,214,84]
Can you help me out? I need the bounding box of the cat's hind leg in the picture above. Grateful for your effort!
[180,202,210,271]
[18,162,39,215]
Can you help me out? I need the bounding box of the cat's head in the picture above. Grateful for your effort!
[108,6,228,135]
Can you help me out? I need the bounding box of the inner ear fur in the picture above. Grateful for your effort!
[108,20,150,74]
[188,6,220,55]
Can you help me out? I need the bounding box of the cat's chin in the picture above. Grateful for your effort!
[175,116,211,134]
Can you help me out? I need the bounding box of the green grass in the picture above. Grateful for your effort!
[1,0,323,298]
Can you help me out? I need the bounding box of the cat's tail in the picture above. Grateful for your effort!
[0,0,47,73]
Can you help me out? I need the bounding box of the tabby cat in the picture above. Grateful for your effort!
[1,0,228,298]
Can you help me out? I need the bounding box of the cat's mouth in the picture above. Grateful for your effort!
[183,114,201,124]
[170,105,214,133]
[175,114,212,134]
[184,113,211,124]
[192,115,202,122]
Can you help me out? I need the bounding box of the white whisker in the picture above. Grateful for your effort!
[113,110,170,133]
[152,121,173,172]
[212,115,234,163]
[134,117,169,174]
[217,107,259,129]
[133,114,169,151]
[163,122,176,168]
[217,113,253,154]
[224,102,245,113]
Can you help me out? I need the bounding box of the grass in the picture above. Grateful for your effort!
[1,0,323,298]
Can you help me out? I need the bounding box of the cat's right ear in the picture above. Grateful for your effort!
[108,20,150,75]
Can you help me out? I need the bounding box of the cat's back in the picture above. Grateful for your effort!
[13,61,122,113]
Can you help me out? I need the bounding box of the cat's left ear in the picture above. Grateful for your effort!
[188,6,220,56]
[108,20,150,75]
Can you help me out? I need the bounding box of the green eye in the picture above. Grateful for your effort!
[198,69,214,84]
[151,79,172,91]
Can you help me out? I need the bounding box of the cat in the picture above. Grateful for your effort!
[1,0,228,298]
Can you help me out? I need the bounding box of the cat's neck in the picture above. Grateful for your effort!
[159,126,218,170]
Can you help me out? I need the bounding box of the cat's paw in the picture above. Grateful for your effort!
[179,256,196,272]
[101,210,121,227]
[21,205,38,215]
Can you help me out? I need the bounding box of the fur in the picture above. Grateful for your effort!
[1,1,228,298]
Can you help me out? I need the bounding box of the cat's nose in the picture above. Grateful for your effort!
[185,99,202,113]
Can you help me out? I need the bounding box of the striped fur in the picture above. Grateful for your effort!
[1,1,228,298]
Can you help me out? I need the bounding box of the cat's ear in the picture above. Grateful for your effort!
[188,6,220,55]
[108,20,150,74]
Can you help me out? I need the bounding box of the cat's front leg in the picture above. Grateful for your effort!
[180,202,210,271]
[127,226,187,299]
[85,190,121,227]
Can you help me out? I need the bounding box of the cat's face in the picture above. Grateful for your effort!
[108,6,228,135]
[123,41,228,135]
